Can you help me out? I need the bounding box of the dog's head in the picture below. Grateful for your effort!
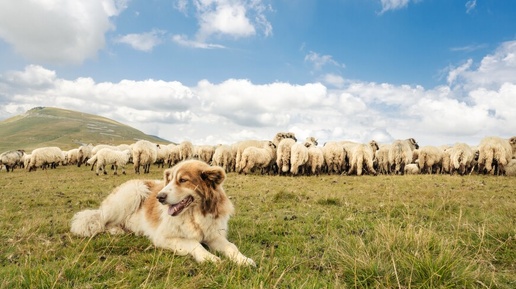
[156,160,230,218]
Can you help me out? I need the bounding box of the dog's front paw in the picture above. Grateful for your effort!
[234,254,256,267]
[197,253,221,264]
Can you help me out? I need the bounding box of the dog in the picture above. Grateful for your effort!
[70,159,255,266]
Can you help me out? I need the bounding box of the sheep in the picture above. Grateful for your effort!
[0,150,25,172]
[375,144,391,175]
[155,144,171,168]
[234,132,296,173]
[239,141,277,175]
[178,140,194,161]
[306,145,325,176]
[346,140,379,176]
[417,146,443,174]
[289,137,318,175]
[194,145,215,164]
[166,144,182,168]
[290,144,309,175]
[477,136,516,175]
[322,142,345,175]
[88,144,119,170]
[505,159,516,176]
[404,163,420,175]
[87,148,132,175]
[388,138,419,175]
[447,143,475,175]
[22,153,31,169]
[77,144,93,167]
[212,144,233,172]
[27,146,65,171]
[132,140,158,174]
[64,148,80,166]
[276,138,297,175]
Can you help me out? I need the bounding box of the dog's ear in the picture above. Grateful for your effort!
[163,169,174,185]
[201,166,226,188]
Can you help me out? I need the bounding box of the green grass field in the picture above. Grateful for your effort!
[1,165,515,288]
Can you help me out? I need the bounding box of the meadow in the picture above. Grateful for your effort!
[1,165,515,288]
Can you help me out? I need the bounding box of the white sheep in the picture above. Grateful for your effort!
[388,138,419,175]
[375,144,391,175]
[166,144,182,168]
[87,148,132,175]
[27,146,65,171]
[155,144,171,168]
[194,145,215,164]
[64,148,80,166]
[178,140,194,161]
[276,138,297,175]
[417,146,443,174]
[132,140,158,174]
[234,132,296,173]
[22,153,31,169]
[306,145,325,176]
[447,143,475,175]
[322,142,344,175]
[239,141,277,175]
[346,140,379,176]
[404,163,420,175]
[289,137,318,175]
[505,159,516,176]
[77,144,93,167]
[477,136,516,175]
[0,150,25,172]
[212,144,233,172]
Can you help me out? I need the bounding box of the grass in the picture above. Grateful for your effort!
[1,166,515,288]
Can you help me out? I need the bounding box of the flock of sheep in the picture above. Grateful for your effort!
[1,132,516,177]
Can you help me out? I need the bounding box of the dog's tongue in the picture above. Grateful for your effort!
[168,203,184,216]
[168,196,192,216]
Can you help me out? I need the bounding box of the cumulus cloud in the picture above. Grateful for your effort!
[0,0,126,64]
[1,40,516,146]
[114,29,166,51]
[173,0,272,47]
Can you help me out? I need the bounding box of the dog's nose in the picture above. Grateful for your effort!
[157,193,167,204]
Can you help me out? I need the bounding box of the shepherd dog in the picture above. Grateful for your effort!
[70,159,255,266]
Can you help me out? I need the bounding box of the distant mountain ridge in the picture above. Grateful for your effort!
[0,107,170,152]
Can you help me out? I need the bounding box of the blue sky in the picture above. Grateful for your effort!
[1,0,516,147]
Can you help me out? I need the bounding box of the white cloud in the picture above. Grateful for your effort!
[465,0,476,14]
[174,0,272,47]
[115,29,165,52]
[378,0,410,14]
[172,34,226,49]
[0,0,126,64]
[2,40,516,146]
[305,51,344,70]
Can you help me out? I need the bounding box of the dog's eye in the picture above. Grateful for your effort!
[178,178,188,183]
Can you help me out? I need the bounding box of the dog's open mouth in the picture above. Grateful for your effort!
[168,195,194,216]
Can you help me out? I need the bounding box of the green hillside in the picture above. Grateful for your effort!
[0,107,171,152]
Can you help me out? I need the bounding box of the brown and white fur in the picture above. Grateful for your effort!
[70,160,255,266]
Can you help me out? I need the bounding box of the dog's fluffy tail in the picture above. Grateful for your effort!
[70,179,153,238]
[70,209,104,237]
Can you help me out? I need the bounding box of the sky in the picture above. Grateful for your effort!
[0,0,516,147]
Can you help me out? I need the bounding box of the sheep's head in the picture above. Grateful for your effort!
[369,140,379,152]
[408,138,419,150]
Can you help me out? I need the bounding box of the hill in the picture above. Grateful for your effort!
[0,107,170,152]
